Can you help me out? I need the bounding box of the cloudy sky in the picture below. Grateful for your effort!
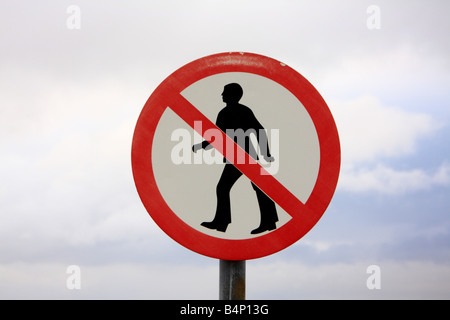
[1,0,450,299]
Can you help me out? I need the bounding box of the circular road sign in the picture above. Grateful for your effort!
[132,52,340,260]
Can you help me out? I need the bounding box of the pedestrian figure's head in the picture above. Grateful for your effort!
[222,83,243,104]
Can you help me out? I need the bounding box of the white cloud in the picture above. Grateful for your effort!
[339,162,450,195]
[3,259,450,299]
[330,95,439,166]
[0,261,217,299]
[328,95,449,194]
[0,72,154,253]
[248,259,450,299]
[302,239,352,253]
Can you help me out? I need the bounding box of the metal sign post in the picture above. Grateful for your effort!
[219,260,246,300]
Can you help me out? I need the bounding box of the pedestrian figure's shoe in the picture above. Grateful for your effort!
[201,221,229,233]
[250,224,276,235]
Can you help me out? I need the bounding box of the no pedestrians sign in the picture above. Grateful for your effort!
[132,52,340,260]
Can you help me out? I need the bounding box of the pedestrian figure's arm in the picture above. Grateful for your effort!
[192,140,213,153]
[264,154,275,162]
[252,117,274,162]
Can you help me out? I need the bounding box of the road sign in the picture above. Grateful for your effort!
[132,52,340,260]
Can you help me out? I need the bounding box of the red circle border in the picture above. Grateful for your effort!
[131,52,341,260]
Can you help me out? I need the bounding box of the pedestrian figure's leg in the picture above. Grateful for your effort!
[201,164,242,232]
[250,183,278,234]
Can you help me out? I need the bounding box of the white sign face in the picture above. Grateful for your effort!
[151,72,320,240]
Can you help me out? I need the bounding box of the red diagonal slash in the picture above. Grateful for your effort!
[167,92,313,221]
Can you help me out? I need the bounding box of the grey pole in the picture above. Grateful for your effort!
[219,260,246,300]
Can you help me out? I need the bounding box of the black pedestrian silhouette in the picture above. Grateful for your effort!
[192,83,278,234]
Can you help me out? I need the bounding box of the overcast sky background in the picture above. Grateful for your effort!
[1,0,450,299]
